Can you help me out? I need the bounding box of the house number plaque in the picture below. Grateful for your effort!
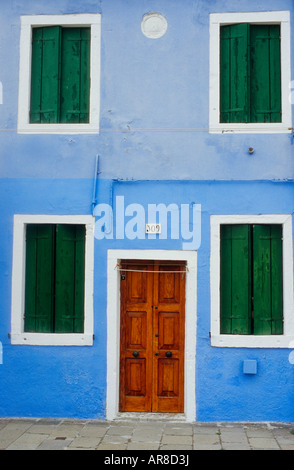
[145,223,161,234]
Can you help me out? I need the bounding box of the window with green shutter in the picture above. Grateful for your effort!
[24,224,86,334]
[220,24,281,123]
[220,224,283,335]
[30,26,90,124]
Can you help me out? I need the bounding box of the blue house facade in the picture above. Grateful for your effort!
[0,0,293,422]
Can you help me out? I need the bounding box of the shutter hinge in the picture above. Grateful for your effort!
[93,334,95,340]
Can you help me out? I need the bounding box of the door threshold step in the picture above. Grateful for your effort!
[115,412,186,422]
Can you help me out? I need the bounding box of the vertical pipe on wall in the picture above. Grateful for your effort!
[92,154,99,214]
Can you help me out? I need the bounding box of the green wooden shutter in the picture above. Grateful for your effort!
[220,225,252,334]
[30,28,43,123]
[54,225,85,333]
[24,225,55,332]
[253,225,283,335]
[220,24,250,123]
[60,28,90,123]
[30,26,62,123]
[250,25,281,123]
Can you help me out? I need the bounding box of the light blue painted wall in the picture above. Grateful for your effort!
[0,0,293,421]
[0,0,293,180]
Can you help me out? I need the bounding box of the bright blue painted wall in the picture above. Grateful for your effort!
[0,0,293,421]
[0,179,294,420]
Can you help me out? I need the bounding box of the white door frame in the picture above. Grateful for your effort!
[106,249,197,422]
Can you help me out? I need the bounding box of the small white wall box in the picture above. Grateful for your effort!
[243,360,257,375]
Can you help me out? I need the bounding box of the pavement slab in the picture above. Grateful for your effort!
[0,418,293,450]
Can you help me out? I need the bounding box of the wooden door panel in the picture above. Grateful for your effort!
[122,357,151,411]
[125,358,146,396]
[126,268,148,303]
[158,270,180,304]
[157,358,179,397]
[158,312,179,350]
[154,353,184,412]
[125,310,147,350]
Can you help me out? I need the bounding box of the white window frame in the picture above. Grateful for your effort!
[209,11,292,134]
[11,215,95,346]
[210,214,294,348]
[17,14,101,134]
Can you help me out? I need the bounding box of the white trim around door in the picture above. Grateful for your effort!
[106,249,197,422]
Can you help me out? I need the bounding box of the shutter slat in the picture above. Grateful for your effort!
[73,225,86,332]
[220,225,251,334]
[30,26,62,123]
[253,225,283,334]
[231,225,251,334]
[253,225,271,334]
[41,26,62,123]
[270,225,283,334]
[60,28,90,123]
[250,25,281,123]
[54,225,85,333]
[30,28,43,123]
[79,28,91,123]
[24,225,55,332]
[220,24,249,123]
[220,225,233,334]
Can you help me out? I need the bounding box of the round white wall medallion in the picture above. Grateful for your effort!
[141,13,168,39]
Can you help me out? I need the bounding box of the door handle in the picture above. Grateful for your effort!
[166,351,172,358]
[133,350,139,357]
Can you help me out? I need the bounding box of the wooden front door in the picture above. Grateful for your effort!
[119,260,185,413]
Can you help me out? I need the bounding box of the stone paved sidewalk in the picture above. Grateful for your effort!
[1,418,294,450]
